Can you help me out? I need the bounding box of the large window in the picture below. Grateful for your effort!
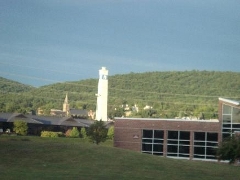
[193,132,218,160]
[142,130,164,156]
[222,104,240,139]
[167,131,190,158]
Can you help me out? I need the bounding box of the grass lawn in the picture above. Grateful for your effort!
[0,136,239,180]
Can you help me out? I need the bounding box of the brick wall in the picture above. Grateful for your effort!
[114,118,220,154]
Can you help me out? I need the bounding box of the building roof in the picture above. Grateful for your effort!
[219,97,240,106]
[70,109,88,116]
[6,113,43,124]
[114,117,219,122]
[0,113,108,128]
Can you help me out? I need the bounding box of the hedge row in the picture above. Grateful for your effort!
[40,131,64,138]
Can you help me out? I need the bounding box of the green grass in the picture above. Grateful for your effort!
[0,136,239,180]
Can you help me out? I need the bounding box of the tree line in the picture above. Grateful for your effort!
[0,71,240,119]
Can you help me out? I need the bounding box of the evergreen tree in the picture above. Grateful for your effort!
[69,127,80,138]
[107,126,114,140]
[80,127,87,139]
[87,120,107,145]
[217,135,240,164]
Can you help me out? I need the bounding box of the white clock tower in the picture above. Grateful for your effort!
[95,67,108,121]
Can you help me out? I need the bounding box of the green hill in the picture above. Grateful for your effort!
[0,136,239,180]
[0,77,35,93]
[0,71,240,118]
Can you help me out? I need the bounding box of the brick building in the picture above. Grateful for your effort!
[114,97,240,161]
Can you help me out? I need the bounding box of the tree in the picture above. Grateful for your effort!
[107,126,114,140]
[87,120,107,145]
[13,120,28,135]
[80,127,87,139]
[217,135,240,164]
[69,127,80,138]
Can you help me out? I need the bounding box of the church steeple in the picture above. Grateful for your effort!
[63,93,70,116]
[64,93,68,104]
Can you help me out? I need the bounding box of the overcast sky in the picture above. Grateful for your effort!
[0,0,239,87]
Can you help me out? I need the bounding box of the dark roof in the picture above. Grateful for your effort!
[0,113,98,127]
[70,109,88,116]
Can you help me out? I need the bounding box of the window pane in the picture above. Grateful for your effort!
[154,139,163,144]
[194,142,205,146]
[167,145,178,153]
[233,107,240,123]
[206,147,217,156]
[194,132,205,141]
[153,144,163,152]
[179,145,189,154]
[168,140,178,145]
[207,133,218,141]
[223,104,231,114]
[180,131,190,140]
[223,115,231,122]
[194,147,205,155]
[168,131,178,139]
[142,144,152,151]
[142,139,152,143]
[154,130,164,139]
[179,140,190,145]
[143,130,153,138]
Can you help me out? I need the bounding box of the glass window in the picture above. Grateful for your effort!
[142,144,152,151]
[232,107,240,123]
[223,104,231,114]
[143,130,153,138]
[153,144,163,152]
[167,145,178,153]
[180,131,190,140]
[168,131,178,139]
[194,132,205,141]
[179,145,189,154]
[142,129,164,156]
[207,133,218,141]
[167,131,190,158]
[154,130,164,139]
[223,115,231,122]
[193,132,218,160]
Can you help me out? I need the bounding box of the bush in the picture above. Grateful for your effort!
[65,129,72,137]
[69,127,80,138]
[87,120,107,145]
[65,127,80,138]
[80,127,87,139]
[13,120,28,136]
[41,131,62,138]
[107,126,114,140]
[217,135,240,164]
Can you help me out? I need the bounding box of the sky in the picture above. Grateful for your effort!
[0,0,240,87]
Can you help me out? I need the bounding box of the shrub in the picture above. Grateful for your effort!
[87,120,107,145]
[80,127,87,139]
[41,131,61,138]
[217,135,240,164]
[107,126,114,140]
[13,120,28,136]
[65,129,72,137]
[69,127,80,138]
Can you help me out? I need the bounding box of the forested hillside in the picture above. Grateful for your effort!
[0,71,240,119]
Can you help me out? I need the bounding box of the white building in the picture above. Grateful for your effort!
[95,67,108,121]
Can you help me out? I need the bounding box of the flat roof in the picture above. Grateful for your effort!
[114,117,219,123]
